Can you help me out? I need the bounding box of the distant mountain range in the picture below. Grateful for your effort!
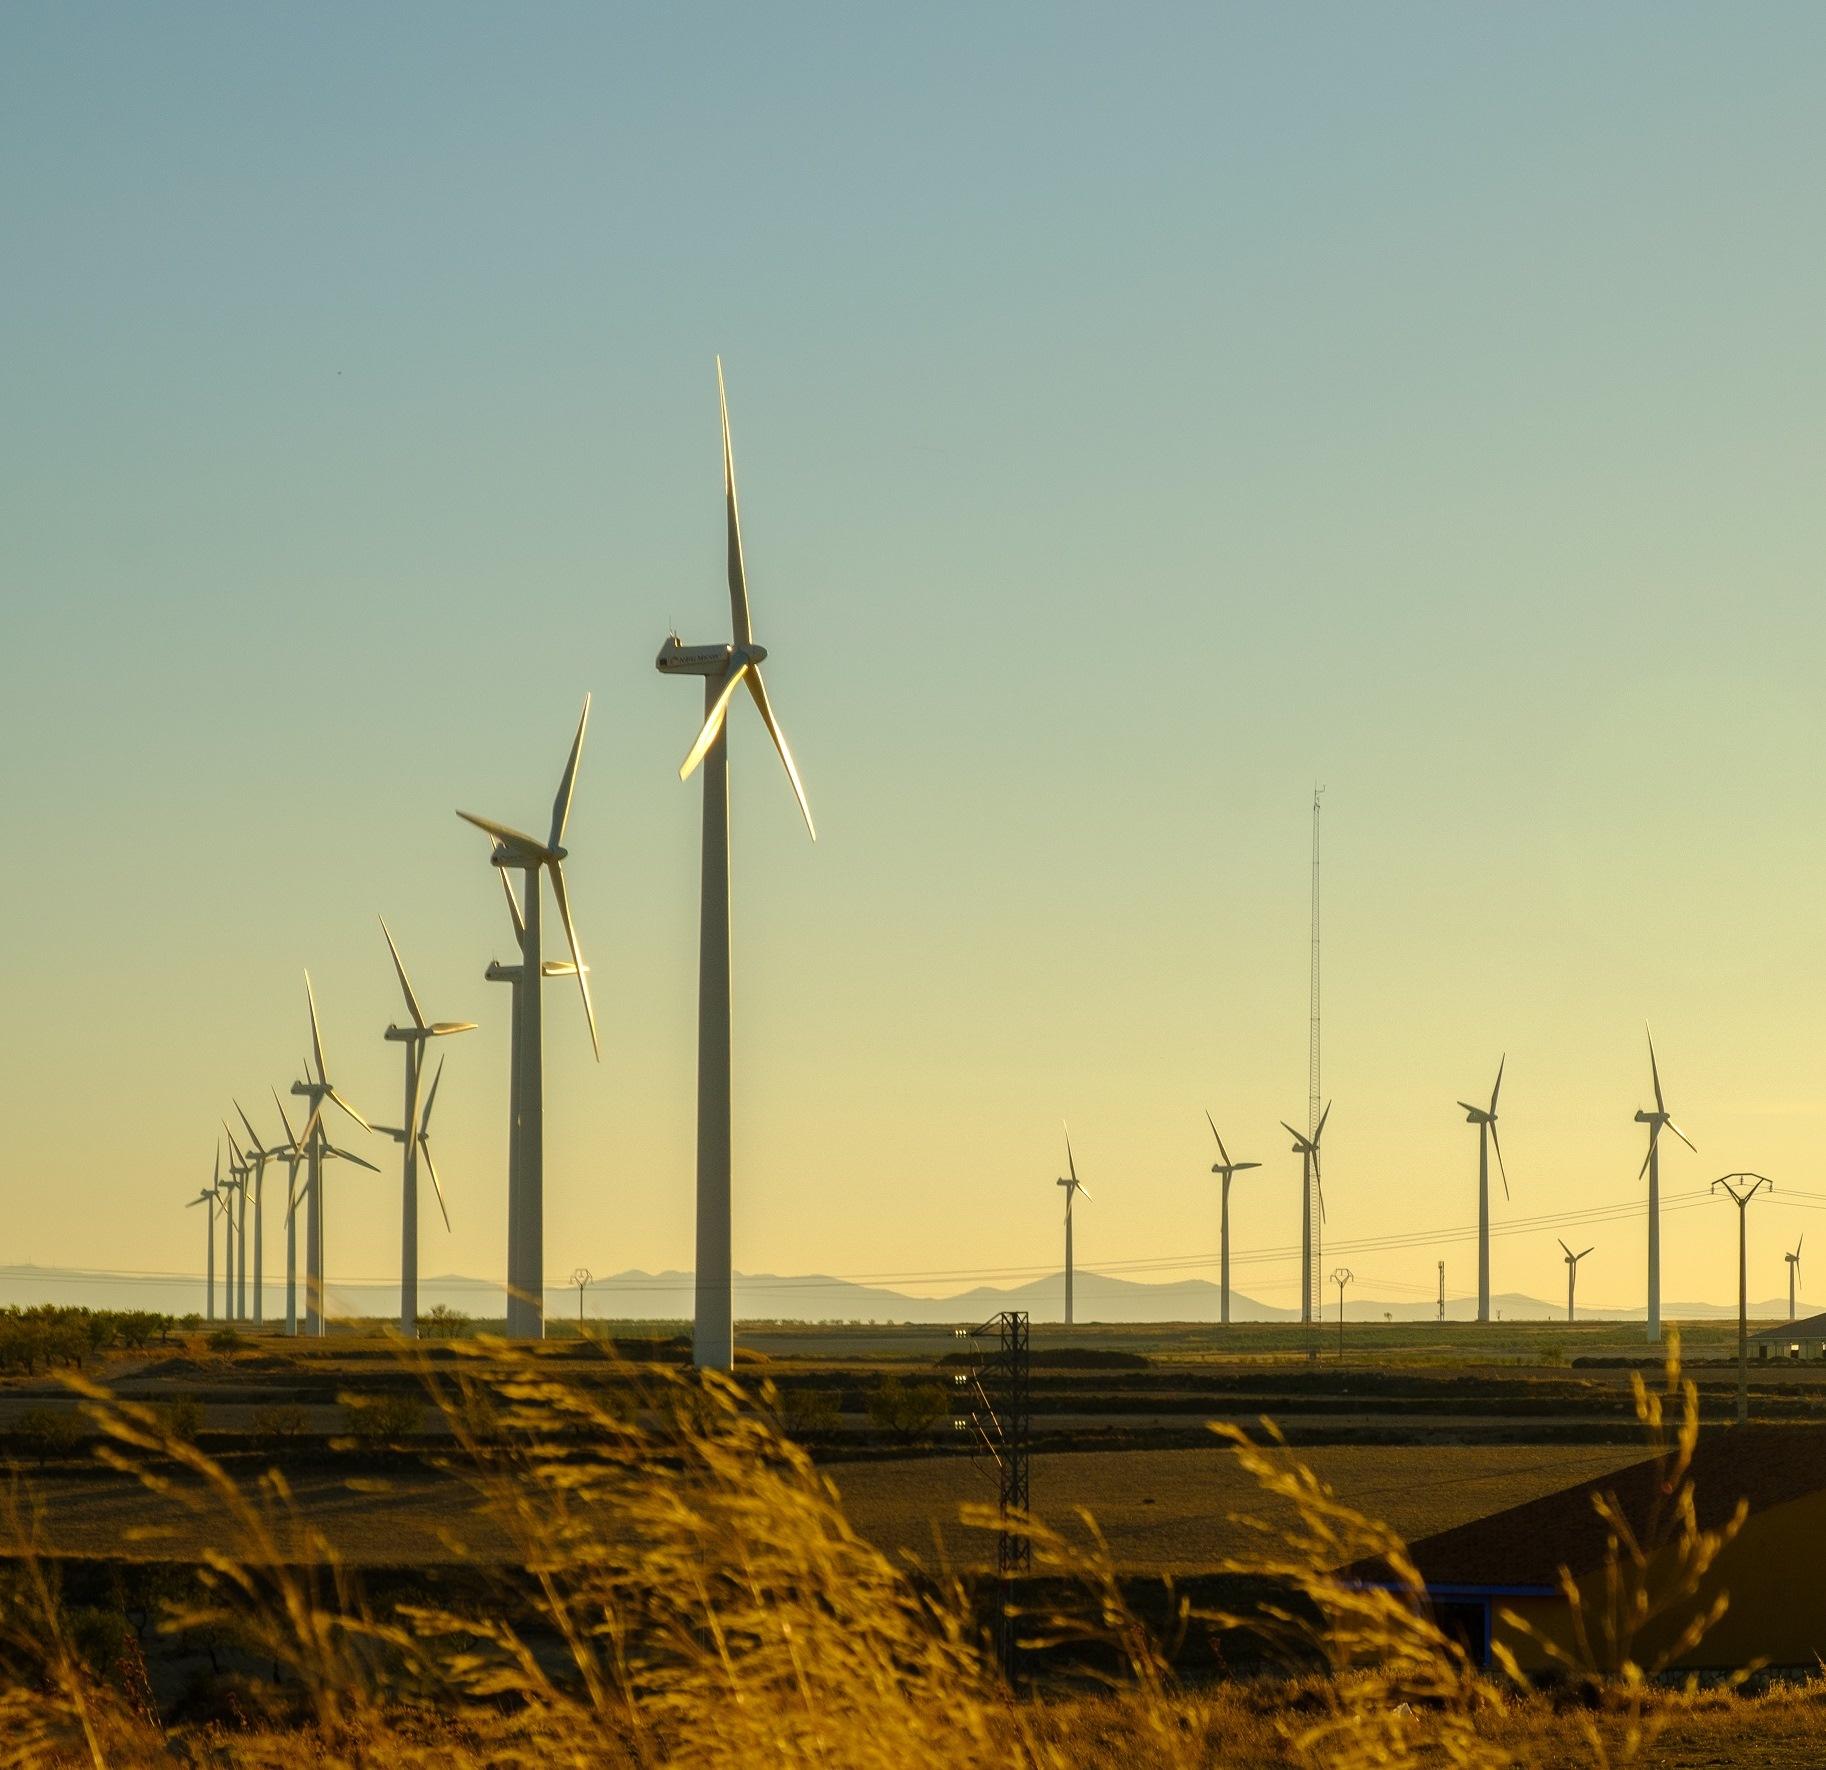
[0,1263,1793,1325]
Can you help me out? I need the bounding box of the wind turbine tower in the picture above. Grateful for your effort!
[657,361,815,1373]
[1787,1238,1803,1323]
[233,1102,278,1326]
[1281,1104,1330,1324]
[1204,1113,1259,1326]
[1457,1057,1508,1324]
[1056,1128,1090,1326]
[1559,1239,1592,1322]
[1634,1027,1695,1343]
[457,697,599,1339]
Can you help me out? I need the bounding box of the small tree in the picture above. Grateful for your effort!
[865,1375,946,1446]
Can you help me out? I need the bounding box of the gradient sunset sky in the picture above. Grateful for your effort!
[5,4,1825,1313]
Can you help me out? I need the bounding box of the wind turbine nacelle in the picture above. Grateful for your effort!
[656,638,736,676]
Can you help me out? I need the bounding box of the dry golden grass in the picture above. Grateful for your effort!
[0,1333,1790,1767]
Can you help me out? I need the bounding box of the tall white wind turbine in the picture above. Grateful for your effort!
[1204,1113,1260,1327]
[457,698,598,1339]
[657,361,815,1373]
[233,1101,278,1326]
[269,1088,307,1336]
[378,919,475,1339]
[187,1150,222,1321]
[291,974,377,1337]
[1280,1104,1331,1325]
[1634,1027,1695,1343]
[1559,1239,1592,1323]
[221,1121,252,1321]
[1787,1237,1803,1322]
[1457,1057,1508,1325]
[1056,1128,1091,1326]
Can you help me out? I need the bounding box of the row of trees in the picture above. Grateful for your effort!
[0,1306,190,1375]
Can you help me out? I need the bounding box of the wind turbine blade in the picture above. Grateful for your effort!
[305,971,327,1084]
[746,667,816,841]
[1279,1121,1305,1146]
[327,1145,382,1174]
[718,357,753,649]
[234,1099,263,1155]
[549,861,599,1061]
[1578,1246,1593,1261]
[380,917,427,1031]
[1316,1170,1327,1224]
[1077,1185,1092,1203]
[297,1098,326,1148]
[456,810,549,854]
[1646,1025,1666,1115]
[213,1142,221,1187]
[420,1056,445,1134]
[429,1020,478,1036]
[498,863,527,950]
[549,693,590,851]
[679,661,751,782]
[1063,1125,1078,1186]
[1235,1161,1261,1173]
[1490,1054,1505,1115]
[271,1087,299,1151]
[325,1086,372,1135]
[1314,1101,1332,1143]
[420,1135,451,1232]
[1667,1119,1697,1155]
[1637,1119,1661,1179]
[1489,1120,1509,1200]
[222,1119,244,1166]
[1456,1101,1483,1118]
[1559,1239,1573,1259]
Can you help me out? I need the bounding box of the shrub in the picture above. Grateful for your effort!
[865,1374,947,1446]
[421,1305,471,1340]
[154,1398,204,1443]
[341,1393,424,1447]
[778,1385,842,1441]
[207,1327,243,1354]
[15,1407,82,1466]
[250,1404,309,1443]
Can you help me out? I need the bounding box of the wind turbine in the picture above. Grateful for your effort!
[656,361,815,1373]
[1280,1104,1331,1325]
[187,1147,222,1320]
[1204,1113,1260,1327]
[1787,1237,1803,1323]
[1457,1057,1508,1325]
[377,920,476,1339]
[1559,1239,1593,1323]
[233,1101,278,1326]
[269,1088,307,1336]
[1056,1127,1091,1326]
[290,974,376,1337]
[457,697,597,1339]
[221,1121,252,1321]
[1635,1027,1695,1343]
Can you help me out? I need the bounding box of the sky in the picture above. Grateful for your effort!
[4,4,1826,1317]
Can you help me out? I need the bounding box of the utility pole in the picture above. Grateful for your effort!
[1332,1267,1353,1360]
[571,1266,592,1328]
[951,1311,1032,1677]
[1437,1260,1445,1324]
[1713,1174,1772,1425]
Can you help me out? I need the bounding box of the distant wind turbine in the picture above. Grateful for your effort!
[1559,1239,1593,1323]
[377,920,475,1339]
[1056,1127,1091,1326]
[1635,1027,1695,1343]
[1280,1104,1331,1325]
[1204,1114,1260,1327]
[233,1100,279,1326]
[269,1088,307,1335]
[656,361,815,1373]
[1787,1237,1804,1323]
[1457,1057,1508,1325]
[187,1148,222,1321]
[290,974,377,1337]
[457,697,598,1339]
[221,1121,252,1321]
